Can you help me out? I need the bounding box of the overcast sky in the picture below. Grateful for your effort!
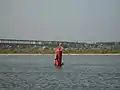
[0,0,120,42]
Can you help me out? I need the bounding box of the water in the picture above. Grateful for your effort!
[0,55,120,90]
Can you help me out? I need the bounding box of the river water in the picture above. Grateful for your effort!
[0,55,120,90]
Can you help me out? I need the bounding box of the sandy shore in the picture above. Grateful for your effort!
[0,53,120,56]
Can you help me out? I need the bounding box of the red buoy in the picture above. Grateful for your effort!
[54,43,63,67]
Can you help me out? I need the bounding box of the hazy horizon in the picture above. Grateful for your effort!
[0,0,120,42]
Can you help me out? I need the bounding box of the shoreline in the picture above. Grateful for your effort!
[0,53,120,56]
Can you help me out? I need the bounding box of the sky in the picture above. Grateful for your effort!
[0,0,120,42]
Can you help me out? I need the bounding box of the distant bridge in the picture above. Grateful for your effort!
[0,39,58,49]
[0,38,119,49]
[0,38,85,49]
[0,38,86,45]
[0,39,44,45]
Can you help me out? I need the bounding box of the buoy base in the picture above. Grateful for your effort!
[54,60,64,67]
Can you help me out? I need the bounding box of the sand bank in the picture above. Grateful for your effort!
[0,54,120,56]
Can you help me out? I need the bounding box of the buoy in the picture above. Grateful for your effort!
[54,47,63,67]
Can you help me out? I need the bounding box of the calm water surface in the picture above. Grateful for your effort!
[0,55,120,90]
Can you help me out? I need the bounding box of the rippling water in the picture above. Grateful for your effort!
[0,55,120,90]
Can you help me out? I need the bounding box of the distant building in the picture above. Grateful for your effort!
[42,46,49,49]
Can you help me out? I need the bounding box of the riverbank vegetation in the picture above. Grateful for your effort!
[0,49,120,54]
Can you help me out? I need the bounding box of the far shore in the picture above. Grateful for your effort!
[1,49,120,56]
[0,53,120,56]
